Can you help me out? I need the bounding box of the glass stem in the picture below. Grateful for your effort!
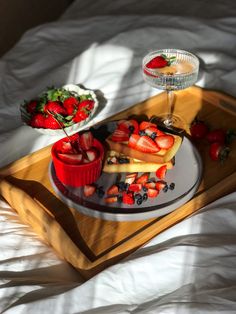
[165,90,174,126]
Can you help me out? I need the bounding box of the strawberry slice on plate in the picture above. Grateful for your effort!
[125,173,138,184]
[145,126,164,137]
[117,119,139,134]
[57,152,83,164]
[122,192,135,205]
[105,196,119,204]
[111,128,129,142]
[135,173,149,185]
[155,135,174,149]
[139,121,157,131]
[128,183,142,192]
[147,188,159,198]
[136,135,160,153]
[83,184,96,197]
[128,134,140,148]
[155,180,167,190]
[107,184,119,195]
[156,165,167,180]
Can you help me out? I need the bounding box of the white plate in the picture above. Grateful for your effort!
[49,131,203,221]
[20,84,98,136]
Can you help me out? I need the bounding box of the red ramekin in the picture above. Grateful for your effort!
[51,135,104,187]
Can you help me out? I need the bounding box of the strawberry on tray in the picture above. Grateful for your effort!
[20,84,98,135]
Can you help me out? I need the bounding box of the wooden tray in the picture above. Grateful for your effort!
[0,86,236,280]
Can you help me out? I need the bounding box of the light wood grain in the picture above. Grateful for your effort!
[0,86,236,279]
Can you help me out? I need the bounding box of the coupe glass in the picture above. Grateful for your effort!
[142,49,199,129]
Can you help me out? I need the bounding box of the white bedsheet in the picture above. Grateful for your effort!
[1,0,236,313]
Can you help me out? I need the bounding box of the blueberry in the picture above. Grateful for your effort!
[97,187,105,198]
[142,186,148,192]
[117,181,126,191]
[137,198,143,205]
[142,193,148,201]
[117,195,123,203]
[119,157,129,164]
[124,183,130,190]
[150,132,157,140]
[163,185,169,193]
[135,193,142,200]
[129,125,135,132]
[139,130,146,136]
[169,182,175,190]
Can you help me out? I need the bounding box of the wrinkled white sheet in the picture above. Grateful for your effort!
[1,0,236,313]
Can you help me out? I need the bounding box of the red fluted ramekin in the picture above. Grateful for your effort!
[51,135,104,187]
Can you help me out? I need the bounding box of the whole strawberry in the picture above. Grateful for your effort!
[73,110,88,123]
[146,54,176,69]
[29,113,46,128]
[44,115,61,129]
[26,100,38,114]
[78,100,95,111]
[63,97,79,115]
[44,101,67,115]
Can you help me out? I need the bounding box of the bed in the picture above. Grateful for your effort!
[1,0,236,313]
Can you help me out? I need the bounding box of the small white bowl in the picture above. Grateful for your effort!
[20,84,98,136]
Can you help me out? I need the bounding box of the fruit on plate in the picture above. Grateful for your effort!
[21,85,97,130]
[101,171,176,206]
[103,150,174,173]
[106,119,182,163]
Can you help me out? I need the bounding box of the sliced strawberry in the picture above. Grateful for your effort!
[111,128,129,142]
[155,135,174,149]
[60,141,74,154]
[79,131,94,150]
[139,121,157,131]
[125,173,138,184]
[147,188,159,198]
[83,184,96,197]
[128,183,142,192]
[128,119,139,134]
[105,196,119,204]
[128,134,140,149]
[86,147,98,162]
[117,120,131,132]
[136,136,160,153]
[145,126,164,137]
[146,56,168,69]
[144,181,156,189]
[135,173,149,185]
[58,152,83,164]
[156,165,167,180]
[122,192,135,205]
[155,180,167,190]
[107,184,119,195]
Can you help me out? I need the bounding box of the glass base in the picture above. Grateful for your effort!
[151,113,186,133]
